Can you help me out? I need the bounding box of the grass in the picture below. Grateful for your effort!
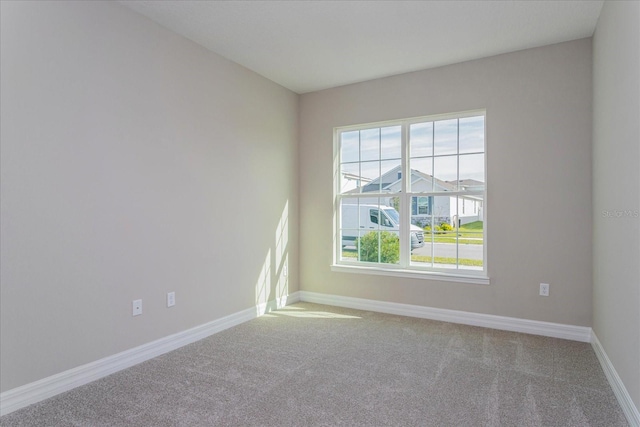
[424,221,483,245]
[459,220,483,230]
[342,251,483,267]
[410,255,483,267]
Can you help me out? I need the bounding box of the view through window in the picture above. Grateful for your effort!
[336,111,485,275]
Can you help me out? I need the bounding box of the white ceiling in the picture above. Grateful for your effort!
[119,0,604,94]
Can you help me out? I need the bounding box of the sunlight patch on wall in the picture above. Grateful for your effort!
[274,201,289,309]
[254,249,271,316]
[255,200,290,316]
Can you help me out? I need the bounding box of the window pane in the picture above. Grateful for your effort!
[430,195,453,230]
[432,228,458,269]
[409,196,428,258]
[381,126,401,160]
[340,198,362,233]
[340,198,360,260]
[458,194,484,228]
[385,195,400,212]
[357,230,400,265]
[340,131,359,163]
[359,161,380,191]
[433,155,457,189]
[411,195,453,267]
[458,231,483,271]
[340,197,384,233]
[360,128,380,162]
[340,162,361,194]
[411,196,448,267]
[434,119,458,156]
[411,221,436,267]
[415,197,484,270]
[459,116,484,154]
[380,160,402,193]
[410,122,433,158]
[358,231,378,263]
[458,214,483,270]
[458,154,485,191]
[409,157,433,192]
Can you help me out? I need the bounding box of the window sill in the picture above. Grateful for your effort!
[331,264,490,285]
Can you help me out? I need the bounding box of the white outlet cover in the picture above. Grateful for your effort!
[539,283,550,296]
[133,299,142,316]
[167,292,175,307]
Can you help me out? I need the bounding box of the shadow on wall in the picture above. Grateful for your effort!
[255,200,289,315]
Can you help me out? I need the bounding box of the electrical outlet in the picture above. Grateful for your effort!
[539,283,550,297]
[133,299,142,316]
[167,292,175,307]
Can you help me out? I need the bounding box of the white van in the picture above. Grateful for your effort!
[341,204,425,250]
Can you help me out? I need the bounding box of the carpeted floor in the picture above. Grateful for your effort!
[0,302,628,426]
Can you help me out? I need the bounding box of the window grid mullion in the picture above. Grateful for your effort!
[358,131,362,261]
[456,119,460,268]
[431,122,435,268]
[377,130,382,263]
[399,122,409,267]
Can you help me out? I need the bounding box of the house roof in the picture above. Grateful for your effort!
[345,165,456,194]
[450,179,485,191]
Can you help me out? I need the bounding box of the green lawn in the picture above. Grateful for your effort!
[424,221,483,245]
[459,220,483,231]
[342,251,482,267]
[410,255,483,267]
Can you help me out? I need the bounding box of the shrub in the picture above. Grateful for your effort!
[439,222,454,231]
[357,231,399,264]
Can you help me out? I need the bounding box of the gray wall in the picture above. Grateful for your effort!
[300,39,593,326]
[593,0,640,409]
[0,1,299,393]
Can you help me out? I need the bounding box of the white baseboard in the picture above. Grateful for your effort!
[299,291,592,342]
[256,291,300,316]
[591,332,640,427]
[0,291,301,417]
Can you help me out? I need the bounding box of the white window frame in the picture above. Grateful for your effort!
[332,110,489,285]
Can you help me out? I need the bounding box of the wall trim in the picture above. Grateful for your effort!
[591,332,640,427]
[0,292,300,416]
[299,291,592,342]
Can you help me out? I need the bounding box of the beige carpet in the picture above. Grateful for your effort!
[0,302,628,426]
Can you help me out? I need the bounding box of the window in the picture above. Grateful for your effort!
[413,196,432,216]
[335,111,486,280]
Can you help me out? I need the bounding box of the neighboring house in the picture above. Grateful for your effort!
[343,165,483,227]
[340,172,372,193]
[449,179,484,226]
